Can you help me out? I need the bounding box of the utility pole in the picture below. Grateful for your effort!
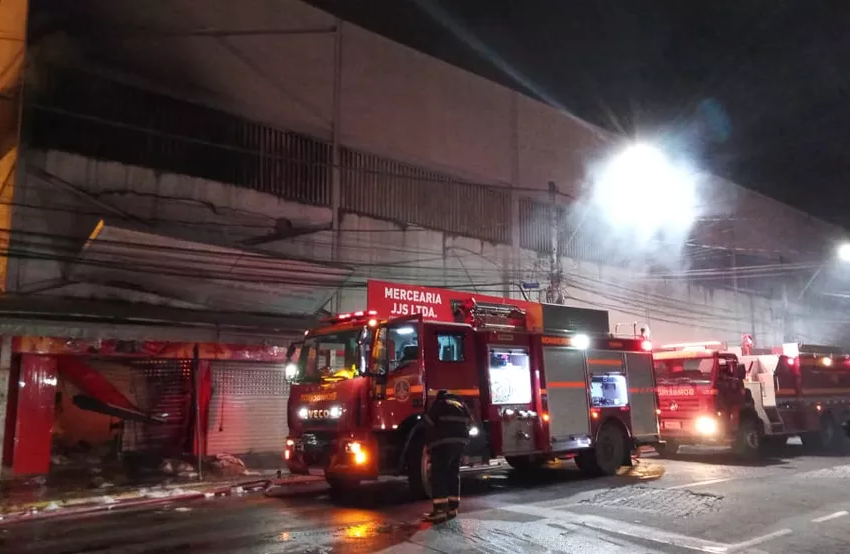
[546,181,565,304]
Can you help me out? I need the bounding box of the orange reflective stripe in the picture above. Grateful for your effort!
[588,359,623,366]
[427,389,481,397]
[628,387,656,394]
[549,381,585,389]
[410,385,424,393]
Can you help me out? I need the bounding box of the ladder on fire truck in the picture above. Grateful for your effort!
[455,299,529,331]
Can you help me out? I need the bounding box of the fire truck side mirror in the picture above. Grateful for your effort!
[735,364,746,380]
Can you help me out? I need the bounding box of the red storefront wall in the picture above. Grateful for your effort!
[6,355,57,475]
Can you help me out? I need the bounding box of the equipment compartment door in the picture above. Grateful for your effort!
[543,347,590,441]
[625,352,659,441]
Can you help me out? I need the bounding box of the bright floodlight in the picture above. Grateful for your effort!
[594,143,697,235]
[838,242,850,262]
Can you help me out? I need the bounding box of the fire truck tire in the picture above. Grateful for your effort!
[505,455,546,471]
[406,435,431,500]
[576,423,627,477]
[654,441,679,458]
[734,417,762,460]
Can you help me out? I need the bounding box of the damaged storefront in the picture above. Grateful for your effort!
[2,336,301,489]
[0,211,349,488]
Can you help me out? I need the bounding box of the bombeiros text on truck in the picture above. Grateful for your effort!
[653,336,850,458]
[281,280,660,496]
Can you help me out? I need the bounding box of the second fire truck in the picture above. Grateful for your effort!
[283,281,659,496]
[654,340,850,458]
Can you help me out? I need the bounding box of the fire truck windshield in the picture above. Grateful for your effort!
[297,329,372,383]
[654,356,714,385]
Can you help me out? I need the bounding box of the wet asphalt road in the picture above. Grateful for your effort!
[6,440,850,553]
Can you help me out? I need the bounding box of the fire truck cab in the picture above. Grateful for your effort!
[283,283,659,497]
[654,341,850,458]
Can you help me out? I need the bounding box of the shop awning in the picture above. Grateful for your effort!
[57,356,163,424]
[66,221,352,316]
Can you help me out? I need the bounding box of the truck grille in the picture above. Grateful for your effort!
[661,398,701,412]
[296,432,335,466]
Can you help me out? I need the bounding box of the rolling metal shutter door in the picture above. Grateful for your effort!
[126,359,193,457]
[206,361,290,455]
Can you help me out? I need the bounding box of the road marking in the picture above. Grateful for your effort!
[667,478,733,490]
[727,529,792,551]
[812,510,848,523]
[501,503,731,552]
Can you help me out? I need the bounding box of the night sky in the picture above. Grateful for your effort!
[309,0,850,229]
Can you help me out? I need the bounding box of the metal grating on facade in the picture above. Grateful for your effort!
[519,197,603,261]
[28,66,332,207]
[340,147,511,244]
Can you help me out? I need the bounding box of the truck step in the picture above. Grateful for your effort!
[770,422,785,434]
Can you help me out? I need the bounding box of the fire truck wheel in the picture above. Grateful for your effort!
[406,435,431,500]
[734,417,762,459]
[654,441,679,458]
[577,423,627,477]
[594,424,627,476]
[505,455,546,471]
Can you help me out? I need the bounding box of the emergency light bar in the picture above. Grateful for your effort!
[324,310,379,323]
[653,349,717,360]
[658,340,723,351]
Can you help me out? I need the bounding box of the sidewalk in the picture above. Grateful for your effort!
[0,470,324,525]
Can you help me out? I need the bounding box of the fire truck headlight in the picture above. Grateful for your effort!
[571,334,590,350]
[695,416,718,435]
[469,426,480,437]
[298,407,309,420]
[329,405,343,419]
[284,363,298,380]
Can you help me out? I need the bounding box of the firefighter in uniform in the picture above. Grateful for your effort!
[421,390,473,523]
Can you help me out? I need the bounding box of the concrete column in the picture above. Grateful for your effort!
[0,0,28,294]
[0,336,12,476]
[0,0,27,480]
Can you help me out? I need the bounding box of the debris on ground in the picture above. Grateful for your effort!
[208,453,247,477]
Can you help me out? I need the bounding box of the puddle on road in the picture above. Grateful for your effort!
[619,459,666,481]
[277,519,423,553]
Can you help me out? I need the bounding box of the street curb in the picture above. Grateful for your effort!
[0,475,324,527]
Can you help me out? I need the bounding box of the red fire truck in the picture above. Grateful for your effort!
[653,340,850,458]
[283,281,659,496]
